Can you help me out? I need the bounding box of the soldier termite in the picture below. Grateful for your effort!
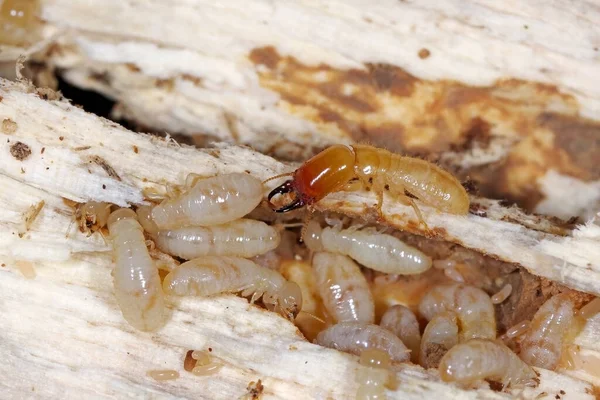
[266,144,469,229]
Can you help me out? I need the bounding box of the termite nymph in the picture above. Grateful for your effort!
[266,144,469,227]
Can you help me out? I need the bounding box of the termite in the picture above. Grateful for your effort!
[265,144,469,227]
[280,260,330,341]
[315,322,410,363]
[107,208,166,331]
[356,349,392,400]
[152,219,281,260]
[519,293,576,370]
[420,311,459,369]
[305,220,432,275]
[439,339,536,388]
[163,256,302,320]
[418,283,496,342]
[76,201,112,236]
[379,305,421,364]
[312,252,375,324]
[151,173,264,230]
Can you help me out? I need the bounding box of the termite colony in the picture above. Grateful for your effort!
[74,144,599,397]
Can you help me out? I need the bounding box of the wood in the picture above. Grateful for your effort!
[0,78,598,399]
[23,0,600,219]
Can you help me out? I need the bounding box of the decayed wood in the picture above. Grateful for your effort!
[26,0,600,219]
[0,79,598,398]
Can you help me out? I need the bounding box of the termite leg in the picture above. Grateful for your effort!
[262,172,294,185]
[300,206,315,243]
[375,190,384,216]
[340,178,363,192]
[405,197,431,234]
[185,172,214,189]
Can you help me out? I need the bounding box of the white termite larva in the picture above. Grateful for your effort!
[280,260,329,340]
[418,283,496,341]
[107,208,166,331]
[190,350,224,376]
[501,320,531,342]
[491,284,512,305]
[356,349,391,400]
[439,339,536,387]
[153,219,281,260]
[151,173,264,229]
[519,293,576,370]
[443,267,465,283]
[420,311,459,369]
[315,322,410,363]
[304,220,431,275]
[313,252,375,324]
[163,256,302,320]
[379,305,421,363]
[136,205,159,234]
[577,297,600,319]
[146,369,180,381]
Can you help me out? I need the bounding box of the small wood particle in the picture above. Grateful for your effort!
[133,145,139,154]
[10,142,32,161]
[59,136,64,141]
[418,48,431,59]
[40,147,45,154]
[2,118,18,134]
[73,146,92,151]
[559,391,565,395]
[244,379,264,400]
[89,155,121,181]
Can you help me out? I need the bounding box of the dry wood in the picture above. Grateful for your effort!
[0,78,598,398]
[18,0,599,220]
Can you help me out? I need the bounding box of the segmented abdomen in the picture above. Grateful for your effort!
[387,153,469,215]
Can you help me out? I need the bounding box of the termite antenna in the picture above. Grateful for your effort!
[298,310,326,324]
[262,172,294,185]
[273,222,305,230]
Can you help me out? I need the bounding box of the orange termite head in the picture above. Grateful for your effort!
[267,145,356,213]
